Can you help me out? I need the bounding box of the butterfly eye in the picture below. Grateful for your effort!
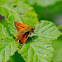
[31,28,33,30]
[31,27,35,32]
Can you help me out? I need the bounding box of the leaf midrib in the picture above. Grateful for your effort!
[0,41,14,53]
[30,43,49,62]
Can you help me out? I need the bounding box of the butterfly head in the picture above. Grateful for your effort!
[31,26,35,32]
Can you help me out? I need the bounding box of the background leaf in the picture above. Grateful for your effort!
[51,36,62,62]
[24,0,62,24]
[25,0,61,7]
[0,1,38,26]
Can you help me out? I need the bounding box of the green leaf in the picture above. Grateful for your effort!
[0,0,12,5]
[0,1,38,26]
[0,19,21,36]
[34,20,61,41]
[0,23,19,62]
[18,37,54,62]
[0,1,39,62]
[18,21,61,62]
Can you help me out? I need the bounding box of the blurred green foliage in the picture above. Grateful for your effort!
[24,0,62,24]
[51,36,62,62]
[0,0,62,62]
[25,0,61,7]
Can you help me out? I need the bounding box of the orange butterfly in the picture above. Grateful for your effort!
[14,21,35,44]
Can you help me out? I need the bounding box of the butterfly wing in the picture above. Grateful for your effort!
[14,26,33,37]
[14,21,34,44]
[15,33,25,42]
[19,32,29,44]
[14,21,29,43]
[14,21,29,32]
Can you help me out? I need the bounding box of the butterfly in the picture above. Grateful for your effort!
[14,21,35,44]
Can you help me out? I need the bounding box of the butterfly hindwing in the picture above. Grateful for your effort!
[15,33,25,42]
[19,32,29,44]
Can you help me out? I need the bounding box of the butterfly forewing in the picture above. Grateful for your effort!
[14,21,29,32]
